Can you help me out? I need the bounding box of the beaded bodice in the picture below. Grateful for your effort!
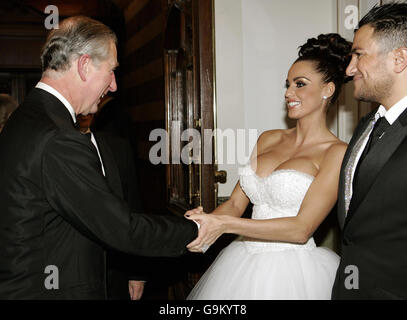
[239,164,316,251]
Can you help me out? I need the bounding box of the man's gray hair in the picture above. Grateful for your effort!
[40,16,117,72]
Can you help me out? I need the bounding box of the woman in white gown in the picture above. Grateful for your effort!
[186,34,352,300]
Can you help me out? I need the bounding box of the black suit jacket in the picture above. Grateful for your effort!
[332,107,407,299]
[0,88,197,299]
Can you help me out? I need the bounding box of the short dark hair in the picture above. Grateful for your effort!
[358,2,407,53]
[295,33,352,105]
[40,16,117,72]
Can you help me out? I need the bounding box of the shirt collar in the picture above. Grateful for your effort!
[35,82,77,124]
[375,105,387,121]
[375,96,407,125]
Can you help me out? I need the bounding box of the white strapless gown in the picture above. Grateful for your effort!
[187,165,339,300]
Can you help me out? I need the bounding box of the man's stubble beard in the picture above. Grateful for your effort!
[355,72,394,105]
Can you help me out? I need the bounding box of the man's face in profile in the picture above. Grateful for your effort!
[346,24,394,104]
[82,41,118,115]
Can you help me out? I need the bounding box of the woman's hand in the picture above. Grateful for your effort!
[185,213,228,252]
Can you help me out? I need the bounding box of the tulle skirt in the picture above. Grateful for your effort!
[187,238,339,300]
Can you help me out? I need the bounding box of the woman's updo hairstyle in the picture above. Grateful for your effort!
[295,33,352,106]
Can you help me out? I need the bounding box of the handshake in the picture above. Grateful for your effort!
[184,206,226,254]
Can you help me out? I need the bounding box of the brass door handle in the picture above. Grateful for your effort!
[214,170,227,184]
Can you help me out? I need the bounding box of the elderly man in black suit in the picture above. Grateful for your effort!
[0,16,200,299]
[333,3,407,299]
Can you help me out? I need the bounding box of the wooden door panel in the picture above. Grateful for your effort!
[164,0,215,215]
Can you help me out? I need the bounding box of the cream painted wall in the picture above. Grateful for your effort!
[215,0,337,197]
[214,0,245,198]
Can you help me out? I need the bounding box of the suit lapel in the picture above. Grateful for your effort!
[33,88,77,130]
[345,110,407,228]
[34,89,125,201]
[93,132,124,200]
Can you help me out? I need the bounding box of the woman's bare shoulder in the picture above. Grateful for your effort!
[326,139,348,154]
[320,139,348,168]
[257,129,293,151]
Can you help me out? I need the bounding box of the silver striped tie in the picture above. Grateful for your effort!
[344,119,375,215]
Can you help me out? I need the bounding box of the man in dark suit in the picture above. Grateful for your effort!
[332,3,407,299]
[93,131,147,300]
[77,112,147,300]
[0,16,201,299]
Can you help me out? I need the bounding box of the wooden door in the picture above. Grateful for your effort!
[164,0,216,216]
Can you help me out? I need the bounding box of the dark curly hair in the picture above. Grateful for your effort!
[358,3,407,53]
[295,33,352,106]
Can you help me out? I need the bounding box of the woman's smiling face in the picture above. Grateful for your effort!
[285,60,331,120]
